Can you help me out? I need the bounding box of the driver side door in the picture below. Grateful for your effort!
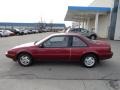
[36,35,70,61]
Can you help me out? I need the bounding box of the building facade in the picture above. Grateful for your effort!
[114,0,120,40]
[65,0,120,40]
[109,0,120,40]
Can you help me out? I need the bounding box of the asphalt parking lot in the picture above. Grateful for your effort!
[0,32,120,90]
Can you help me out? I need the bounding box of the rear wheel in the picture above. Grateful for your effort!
[17,53,33,67]
[81,54,97,68]
[90,35,97,40]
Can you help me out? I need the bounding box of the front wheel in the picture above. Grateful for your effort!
[81,54,97,68]
[17,53,33,67]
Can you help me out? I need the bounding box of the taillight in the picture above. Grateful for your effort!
[108,47,111,52]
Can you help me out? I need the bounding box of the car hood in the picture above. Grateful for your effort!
[12,42,35,49]
[92,40,110,47]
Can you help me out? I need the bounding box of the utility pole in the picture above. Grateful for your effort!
[50,20,53,32]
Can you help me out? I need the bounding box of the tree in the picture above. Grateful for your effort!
[37,17,47,32]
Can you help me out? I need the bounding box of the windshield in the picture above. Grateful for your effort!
[34,35,52,45]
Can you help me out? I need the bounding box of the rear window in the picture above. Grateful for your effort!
[72,36,87,47]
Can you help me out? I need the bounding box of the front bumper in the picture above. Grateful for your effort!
[5,52,16,61]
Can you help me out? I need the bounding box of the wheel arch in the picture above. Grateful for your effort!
[16,51,33,60]
[89,34,97,39]
[80,52,99,62]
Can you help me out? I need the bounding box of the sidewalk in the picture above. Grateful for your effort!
[0,79,119,90]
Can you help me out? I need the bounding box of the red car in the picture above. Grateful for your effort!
[6,33,113,68]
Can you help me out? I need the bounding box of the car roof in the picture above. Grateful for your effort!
[48,33,91,45]
[50,33,81,37]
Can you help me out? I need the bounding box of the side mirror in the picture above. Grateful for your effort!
[38,44,44,48]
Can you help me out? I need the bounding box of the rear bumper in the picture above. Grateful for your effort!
[100,52,113,60]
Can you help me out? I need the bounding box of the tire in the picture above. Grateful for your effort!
[90,35,97,40]
[17,53,33,67]
[17,33,20,35]
[0,34,2,37]
[81,54,97,68]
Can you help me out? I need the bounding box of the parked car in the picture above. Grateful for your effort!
[9,29,23,35]
[66,28,97,40]
[31,30,39,33]
[27,30,38,34]
[27,30,33,34]
[6,33,113,68]
[21,30,29,35]
[0,30,15,37]
[7,30,15,36]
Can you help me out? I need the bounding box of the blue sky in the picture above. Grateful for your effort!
[0,0,94,26]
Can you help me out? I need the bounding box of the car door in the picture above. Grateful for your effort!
[36,35,70,61]
[70,36,88,61]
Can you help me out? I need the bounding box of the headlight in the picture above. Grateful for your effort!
[5,51,8,55]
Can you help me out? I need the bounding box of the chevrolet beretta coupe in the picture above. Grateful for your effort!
[6,33,113,68]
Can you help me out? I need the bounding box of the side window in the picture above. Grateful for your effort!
[69,29,76,33]
[81,29,88,34]
[74,29,80,33]
[69,29,79,33]
[77,28,81,32]
[43,36,69,48]
[72,36,87,47]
